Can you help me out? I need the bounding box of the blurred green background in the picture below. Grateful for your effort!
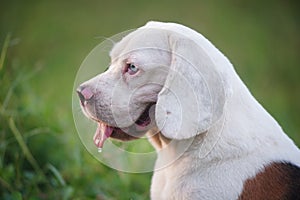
[0,0,299,199]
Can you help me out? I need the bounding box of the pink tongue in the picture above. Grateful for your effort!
[93,123,113,148]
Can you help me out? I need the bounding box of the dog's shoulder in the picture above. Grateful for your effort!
[239,161,300,200]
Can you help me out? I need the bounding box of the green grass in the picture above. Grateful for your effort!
[0,40,152,198]
[0,0,300,199]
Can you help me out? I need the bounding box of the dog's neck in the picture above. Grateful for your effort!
[147,127,171,150]
[147,122,227,168]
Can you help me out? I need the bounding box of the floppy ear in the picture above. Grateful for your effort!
[155,33,226,140]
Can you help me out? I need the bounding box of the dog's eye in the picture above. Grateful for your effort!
[126,63,139,75]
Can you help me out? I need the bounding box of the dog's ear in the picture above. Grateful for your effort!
[155,33,226,139]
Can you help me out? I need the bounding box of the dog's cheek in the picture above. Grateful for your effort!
[133,84,162,103]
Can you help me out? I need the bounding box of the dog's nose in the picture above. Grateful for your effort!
[77,86,94,105]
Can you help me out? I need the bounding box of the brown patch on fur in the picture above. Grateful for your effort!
[239,162,300,200]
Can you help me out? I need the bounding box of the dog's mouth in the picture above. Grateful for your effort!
[93,103,155,149]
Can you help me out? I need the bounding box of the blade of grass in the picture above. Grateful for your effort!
[46,163,66,187]
[0,34,11,71]
[8,117,45,179]
[0,81,16,115]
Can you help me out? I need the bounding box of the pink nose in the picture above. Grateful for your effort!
[77,86,94,105]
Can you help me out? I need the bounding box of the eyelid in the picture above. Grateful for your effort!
[122,62,130,74]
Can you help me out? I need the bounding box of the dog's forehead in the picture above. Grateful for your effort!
[110,28,169,60]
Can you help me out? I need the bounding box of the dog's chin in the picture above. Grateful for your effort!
[92,103,155,148]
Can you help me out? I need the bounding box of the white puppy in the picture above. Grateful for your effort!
[77,21,300,200]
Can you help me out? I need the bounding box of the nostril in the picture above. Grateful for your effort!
[77,86,94,104]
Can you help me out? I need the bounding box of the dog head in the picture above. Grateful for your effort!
[77,21,227,148]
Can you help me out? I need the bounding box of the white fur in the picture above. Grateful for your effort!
[81,21,300,199]
[145,21,300,200]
